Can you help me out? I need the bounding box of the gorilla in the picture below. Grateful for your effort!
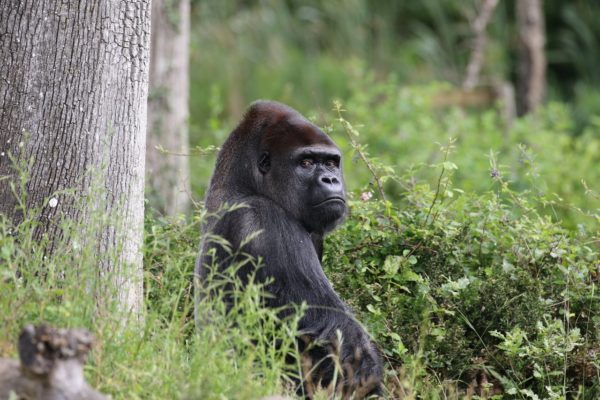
[195,101,382,397]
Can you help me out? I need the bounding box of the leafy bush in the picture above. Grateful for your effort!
[323,121,599,397]
[332,77,600,229]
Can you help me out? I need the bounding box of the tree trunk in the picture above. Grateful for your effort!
[516,0,546,115]
[463,0,500,89]
[146,0,190,216]
[0,1,150,316]
[0,325,106,400]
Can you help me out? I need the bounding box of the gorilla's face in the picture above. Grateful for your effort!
[258,121,347,234]
[289,144,346,233]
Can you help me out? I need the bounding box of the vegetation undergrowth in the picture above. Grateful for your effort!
[1,91,599,398]
[0,180,302,399]
[322,109,599,399]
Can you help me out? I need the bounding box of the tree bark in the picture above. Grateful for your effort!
[463,0,500,89]
[0,1,150,316]
[146,0,190,216]
[516,0,546,115]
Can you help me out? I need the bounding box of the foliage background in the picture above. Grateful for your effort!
[1,0,599,399]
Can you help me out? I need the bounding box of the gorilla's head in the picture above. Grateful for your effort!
[209,100,347,234]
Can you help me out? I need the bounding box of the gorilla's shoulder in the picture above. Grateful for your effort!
[214,195,304,236]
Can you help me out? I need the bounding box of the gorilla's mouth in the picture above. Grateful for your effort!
[313,197,346,207]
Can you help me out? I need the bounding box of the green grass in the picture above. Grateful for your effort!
[0,211,300,399]
[1,91,599,398]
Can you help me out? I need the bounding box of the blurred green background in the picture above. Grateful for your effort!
[186,0,599,231]
[189,0,600,124]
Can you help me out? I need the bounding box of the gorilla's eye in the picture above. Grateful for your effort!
[300,159,314,168]
[325,159,338,168]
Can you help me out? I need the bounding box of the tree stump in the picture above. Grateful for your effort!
[0,325,106,400]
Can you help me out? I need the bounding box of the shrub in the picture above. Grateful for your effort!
[323,128,599,397]
[333,78,600,230]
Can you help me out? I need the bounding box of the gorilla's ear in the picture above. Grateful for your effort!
[258,152,271,174]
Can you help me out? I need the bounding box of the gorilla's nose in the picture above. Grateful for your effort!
[321,175,340,185]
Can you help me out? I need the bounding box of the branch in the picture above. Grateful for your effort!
[334,103,387,203]
[463,0,500,89]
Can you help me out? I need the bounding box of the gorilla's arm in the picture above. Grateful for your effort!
[201,197,382,388]
[206,197,346,308]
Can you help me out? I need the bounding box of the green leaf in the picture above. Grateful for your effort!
[366,304,381,315]
[383,255,401,275]
[442,161,458,170]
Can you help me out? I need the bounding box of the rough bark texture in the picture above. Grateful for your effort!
[0,1,150,315]
[516,0,546,115]
[146,0,190,216]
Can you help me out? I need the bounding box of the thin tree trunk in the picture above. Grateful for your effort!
[463,0,500,89]
[0,1,150,316]
[516,0,546,115]
[146,0,191,216]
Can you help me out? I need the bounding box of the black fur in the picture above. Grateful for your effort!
[195,101,382,397]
